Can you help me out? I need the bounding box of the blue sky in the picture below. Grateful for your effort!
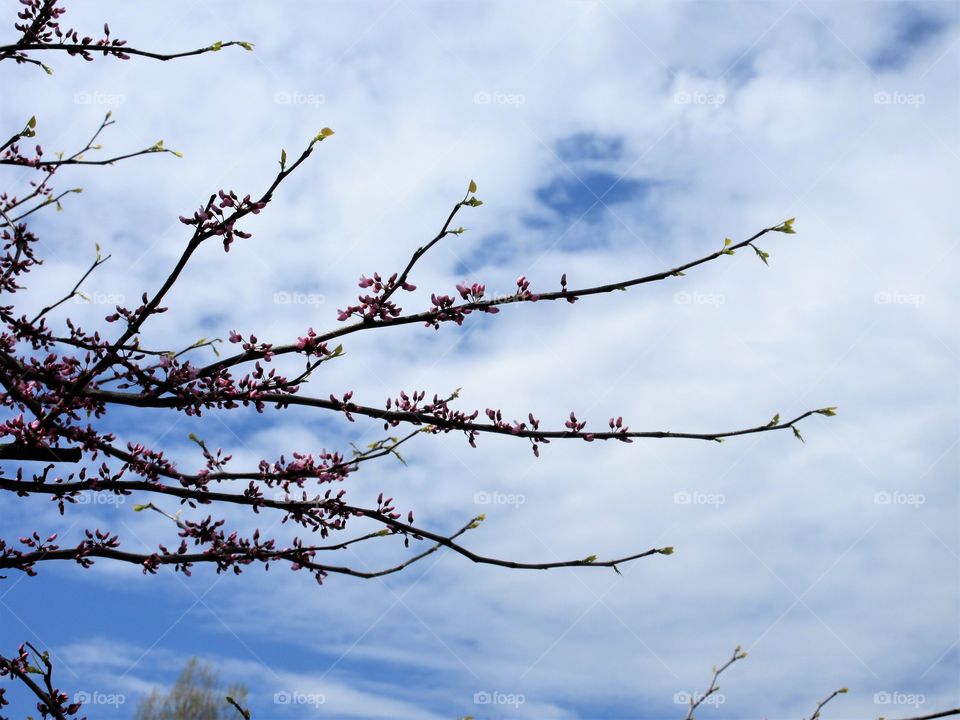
[1,1,958,718]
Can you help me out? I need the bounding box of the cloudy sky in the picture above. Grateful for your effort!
[1,1,958,718]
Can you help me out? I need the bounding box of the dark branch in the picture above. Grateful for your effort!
[0,40,252,66]
[683,645,747,720]
[193,222,793,379]
[80,385,824,444]
[0,444,81,462]
[883,711,960,720]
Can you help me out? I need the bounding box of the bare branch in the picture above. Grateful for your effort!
[805,687,848,720]
[881,710,960,720]
[192,219,795,379]
[0,444,80,462]
[683,645,747,720]
[79,385,827,445]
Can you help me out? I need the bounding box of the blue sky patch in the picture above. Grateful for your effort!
[872,4,946,71]
[534,170,654,226]
[555,132,625,163]
[453,232,517,275]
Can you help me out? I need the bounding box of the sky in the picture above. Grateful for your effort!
[1,1,958,719]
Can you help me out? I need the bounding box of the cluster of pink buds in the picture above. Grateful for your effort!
[75,528,120,568]
[264,448,350,484]
[375,492,406,521]
[484,407,510,430]
[483,409,548,456]
[105,292,168,325]
[0,221,43,294]
[16,531,58,551]
[0,413,47,447]
[359,272,415,294]
[427,292,463,327]
[294,327,330,357]
[0,644,80,715]
[1,142,44,168]
[424,281,500,329]
[565,411,595,441]
[455,281,486,303]
[608,416,633,443]
[69,24,128,59]
[178,190,266,251]
[228,331,274,360]
[124,442,178,481]
[515,275,539,302]
[337,272,415,323]
[0,646,30,708]
[526,413,548,456]
[15,0,66,35]
[14,2,130,65]
[374,492,418,547]
[329,391,355,421]
[382,390,481,441]
[387,389,427,413]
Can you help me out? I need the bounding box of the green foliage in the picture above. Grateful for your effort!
[133,658,247,720]
[772,217,796,233]
[751,244,770,265]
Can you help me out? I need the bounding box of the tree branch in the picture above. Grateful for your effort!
[682,645,747,720]
[806,687,848,720]
[192,220,796,380]
[883,710,960,720]
[79,385,827,445]
[0,443,80,462]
